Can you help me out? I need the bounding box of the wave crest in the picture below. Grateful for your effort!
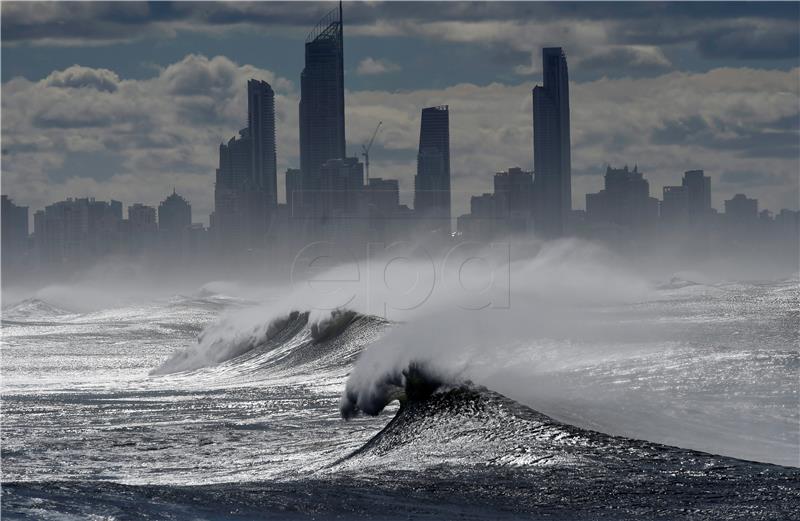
[2,298,72,320]
[340,362,451,419]
[310,309,359,344]
[152,310,310,374]
[151,308,379,376]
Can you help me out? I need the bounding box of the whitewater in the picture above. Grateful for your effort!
[1,239,799,520]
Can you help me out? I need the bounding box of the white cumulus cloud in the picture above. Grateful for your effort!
[356,57,401,76]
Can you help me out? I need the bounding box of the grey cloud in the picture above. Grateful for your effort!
[356,57,401,76]
[652,114,800,159]
[160,54,240,96]
[33,105,113,129]
[1,2,158,44]
[768,113,800,131]
[2,142,43,155]
[697,23,800,60]
[578,46,672,74]
[571,164,607,177]
[720,170,787,187]
[33,110,113,129]
[48,150,124,183]
[45,65,120,92]
[651,115,711,145]
[3,1,798,66]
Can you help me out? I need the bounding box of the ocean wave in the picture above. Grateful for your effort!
[1,298,73,321]
[151,308,385,376]
[151,310,310,374]
[656,276,702,290]
[340,361,450,419]
[310,309,359,344]
[337,363,800,495]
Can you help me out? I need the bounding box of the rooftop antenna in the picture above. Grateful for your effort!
[361,121,383,183]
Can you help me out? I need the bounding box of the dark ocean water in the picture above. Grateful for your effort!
[1,277,798,520]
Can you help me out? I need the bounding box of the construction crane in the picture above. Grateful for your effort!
[361,121,383,183]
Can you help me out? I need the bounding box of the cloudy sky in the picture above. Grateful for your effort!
[2,1,798,223]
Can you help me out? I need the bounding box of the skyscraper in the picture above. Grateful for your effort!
[414,105,451,233]
[127,203,157,254]
[661,186,690,229]
[214,129,252,249]
[39,198,89,265]
[248,79,278,208]
[212,77,277,252]
[494,167,534,233]
[682,170,711,226]
[128,204,157,232]
[217,129,253,192]
[725,194,758,226]
[299,3,345,205]
[319,157,364,218]
[1,195,29,275]
[585,165,659,230]
[158,190,192,236]
[533,47,571,237]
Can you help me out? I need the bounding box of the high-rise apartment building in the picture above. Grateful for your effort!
[248,79,278,209]
[725,194,758,226]
[682,170,712,226]
[661,186,690,228]
[585,165,658,230]
[158,190,192,236]
[533,47,571,237]
[1,195,29,274]
[494,167,534,233]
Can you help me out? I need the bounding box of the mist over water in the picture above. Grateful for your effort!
[2,235,798,520]
[78,236,792,466]
[151,239,647,371]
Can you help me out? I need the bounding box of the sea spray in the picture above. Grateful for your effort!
[151,238,799,463]
[340,361,452,419]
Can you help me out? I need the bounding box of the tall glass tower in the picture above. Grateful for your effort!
[533,47,571,237]
[414,105,451,233]
[299,3,346,203]
[248,79,277,208]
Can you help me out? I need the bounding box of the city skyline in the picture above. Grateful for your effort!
[2,1,798,225]
[4,19,797,278]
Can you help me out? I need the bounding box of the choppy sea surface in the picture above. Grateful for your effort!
[1,277,799,520]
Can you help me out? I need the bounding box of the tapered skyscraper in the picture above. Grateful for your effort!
[414,105,451,233]
[533,47,571,237]
[299,3,346,202]
[248,79,277,208]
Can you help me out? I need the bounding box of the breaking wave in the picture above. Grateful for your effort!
[340,361,451,419]
[151,308,381,375]
[145,239,798,468]
[2,298,73,321]
[334,366,800,520]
